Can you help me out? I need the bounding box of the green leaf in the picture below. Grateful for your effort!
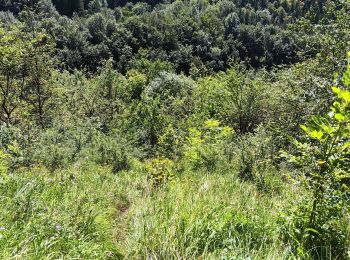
[334,113,345,122]
[332,87,350,102]
[309,130,324,140]
[305,228,320,235]
[340,142,350,152]
[300,125,309,133]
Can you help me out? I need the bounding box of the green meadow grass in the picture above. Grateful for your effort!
[0,160,307,259]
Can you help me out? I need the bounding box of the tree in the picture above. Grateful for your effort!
[0,25,28,125]
[0,24,55,127]
[23,32,55,128]
[88,0,107,13]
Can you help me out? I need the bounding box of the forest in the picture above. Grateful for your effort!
[0,0,349,259]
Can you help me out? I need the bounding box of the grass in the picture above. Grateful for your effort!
[0,159,308,259]
[2,160,349,259]
[124,170,299,259]
[0,163,122,258]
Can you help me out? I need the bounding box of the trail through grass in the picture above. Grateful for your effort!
[0,161,305,259]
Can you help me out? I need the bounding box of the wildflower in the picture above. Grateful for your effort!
[107,252,114,258]
[200,181,210,191]
[55,224,62,231]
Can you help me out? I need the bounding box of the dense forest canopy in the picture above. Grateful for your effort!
[0,0,349,259]
[0,0,345,73]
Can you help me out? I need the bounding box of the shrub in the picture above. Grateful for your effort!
[194,67,280,135]
[237,126,275,191]
[84,132,131,173]
[282,61,350,258]
[157,124,183,159]
[31,123,93,170]
[0,150,8,177]
[145,157,175,187]
[184,119,234,172]
[127,72,194,155]
[0,125,25,168]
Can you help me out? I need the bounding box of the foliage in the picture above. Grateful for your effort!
[145,157,175,187]
[282,61,350,258]
[127,72,194,156]
[1,0,336,73]
[0,0,348,259]
[0,23,55,127]
[83,131,131,173]
[184,119,234,172]
[0,149,8,177]
[237,126,276,192]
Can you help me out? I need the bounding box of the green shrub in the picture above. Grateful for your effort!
[157,124,183,159]
[184,119,234,172]
[145,157,175,187]
[0,150,8,177]
[83,132,131,173]
[237,126,276,191]
[31,123,93,170]
[194,68,273,134]
[282,61,350,258]
[0,126,26,168]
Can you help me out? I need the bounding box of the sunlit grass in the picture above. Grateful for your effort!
[1,160,345,259]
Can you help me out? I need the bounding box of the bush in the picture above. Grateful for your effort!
[0,150,8,177]
[31,123,95,170]
[282,62,350,258]
[184,119,234,172]
[194,67,280,134]
[0,125,25,168]
[145,157,175,187]
[30,120,132,172]
[157,124,183,159]
[83,132,131,173]
[237,126,276,191]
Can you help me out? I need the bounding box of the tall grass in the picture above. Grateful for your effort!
[1,159,344,259]
[123,170,301,259]
[0,163,125,258]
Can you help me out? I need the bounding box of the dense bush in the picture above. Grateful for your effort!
[236,126,276,190]
[145,157,175,187]
[0,149,8,177]
[184,119,234,172]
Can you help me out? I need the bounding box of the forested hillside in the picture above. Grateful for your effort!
[0,0,349,259]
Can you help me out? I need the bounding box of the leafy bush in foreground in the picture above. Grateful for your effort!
[283,62,350,258]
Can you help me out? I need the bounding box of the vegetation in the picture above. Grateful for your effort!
[0,0,349,259]
[282,63,350,259]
